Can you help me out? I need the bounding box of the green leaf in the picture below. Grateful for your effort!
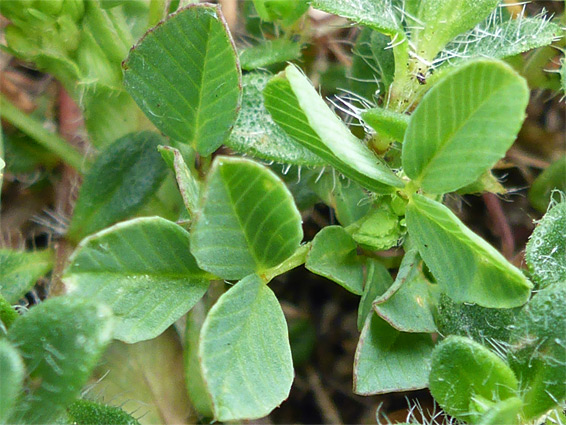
[264,64,404,193]
[529,156,566,213]
[434,293,518,345]
[184,302,214,418]
[311,0,401,36]
[67,132,168,242]
[0,339,25,423]
[91,328,192,425]
[0,294,18,330]
[402,59,529,194]
[64,217,209,343]
[445,17,562,65]
[123,4,242,155]
[407,194,532,308]
[310,172,371,226]
[8,297,114,424]
[239,39,302,71]
[190,156,303,280]
[350,28,395,100]
[199,275,294,421]
[354,314,434,395]
[158,146,201,217]
[525,199,566,289]
[357,258,393,330]
[252,0,308,25]
[411,0,498,61]
[429,335,519,423]
[373,243,420,305]
[351,208,403,251]
[0,249,53,303]
[67,400,140,425]
[361,107,409,142]
[374,270,437,333]
[226,72,324,166]
[477,397,522,425]
[507,284,566,419]
[306,226,364,295]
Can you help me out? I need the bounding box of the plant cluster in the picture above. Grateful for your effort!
[0,0,565,424]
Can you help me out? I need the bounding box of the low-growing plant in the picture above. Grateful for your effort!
[0,0,565,423]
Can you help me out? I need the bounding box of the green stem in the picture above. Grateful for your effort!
[0,94,85,171]
[262,243,311,283]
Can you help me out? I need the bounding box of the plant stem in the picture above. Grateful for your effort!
[0,94,85,171]
[262,242,311,283]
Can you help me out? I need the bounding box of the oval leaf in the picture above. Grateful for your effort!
[0,340,25,423]
[123,4,242,155]
[67,131,168,242]
[306,226,364,295]
[264,65,403,193]
[64,217,209,343]
[402,59,529,194]
[8,297,113,424]
[406,194,532,308]
[199,275,294,421]
[190,156,303,280]
[354,314,434,395]
[429,335,519,422]
[525,199,566,289]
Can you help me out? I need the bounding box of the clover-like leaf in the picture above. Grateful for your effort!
[190,156,303,280]
[123,4,241,155]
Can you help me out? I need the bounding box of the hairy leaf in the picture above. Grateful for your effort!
[199,275,294,421]
[354,314,434,395]
[525,199,566,288]
[68,132,168,242]
[0,249,53,303]
[264,64,403,193]
[8,297,113,424]
[226,72,324,166]
[306,226,364,295]
[239,39,302,71]
[430,335,519,422]
[406,194,532,308]
[66,400,140,425]
[190,156,303,280]
[507,284,566,419]
[311,0,401,36]
[402,59,529,194]
[64,217,209,343]
[123,4,241,155]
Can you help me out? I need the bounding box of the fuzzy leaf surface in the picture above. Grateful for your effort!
[123,4,241,155]
[264,65,403,193]
[306,226,364,295]
[67,132,168,242]
[64,217,209,343]
[507,284,566,419]
[8,297,113,424]
[239,39,302,71]
[0,340,24,423]
[406,194,532,308]
[0,249,53,303]
[227,72,324,166]
[354,314,434,395]
[199,275,294,421]
[66,400,140,425]
[311,0,400,35]
[190,156,303,280]
[402,59,529,194]
[525,200,566,288]
[429,335,519,423]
